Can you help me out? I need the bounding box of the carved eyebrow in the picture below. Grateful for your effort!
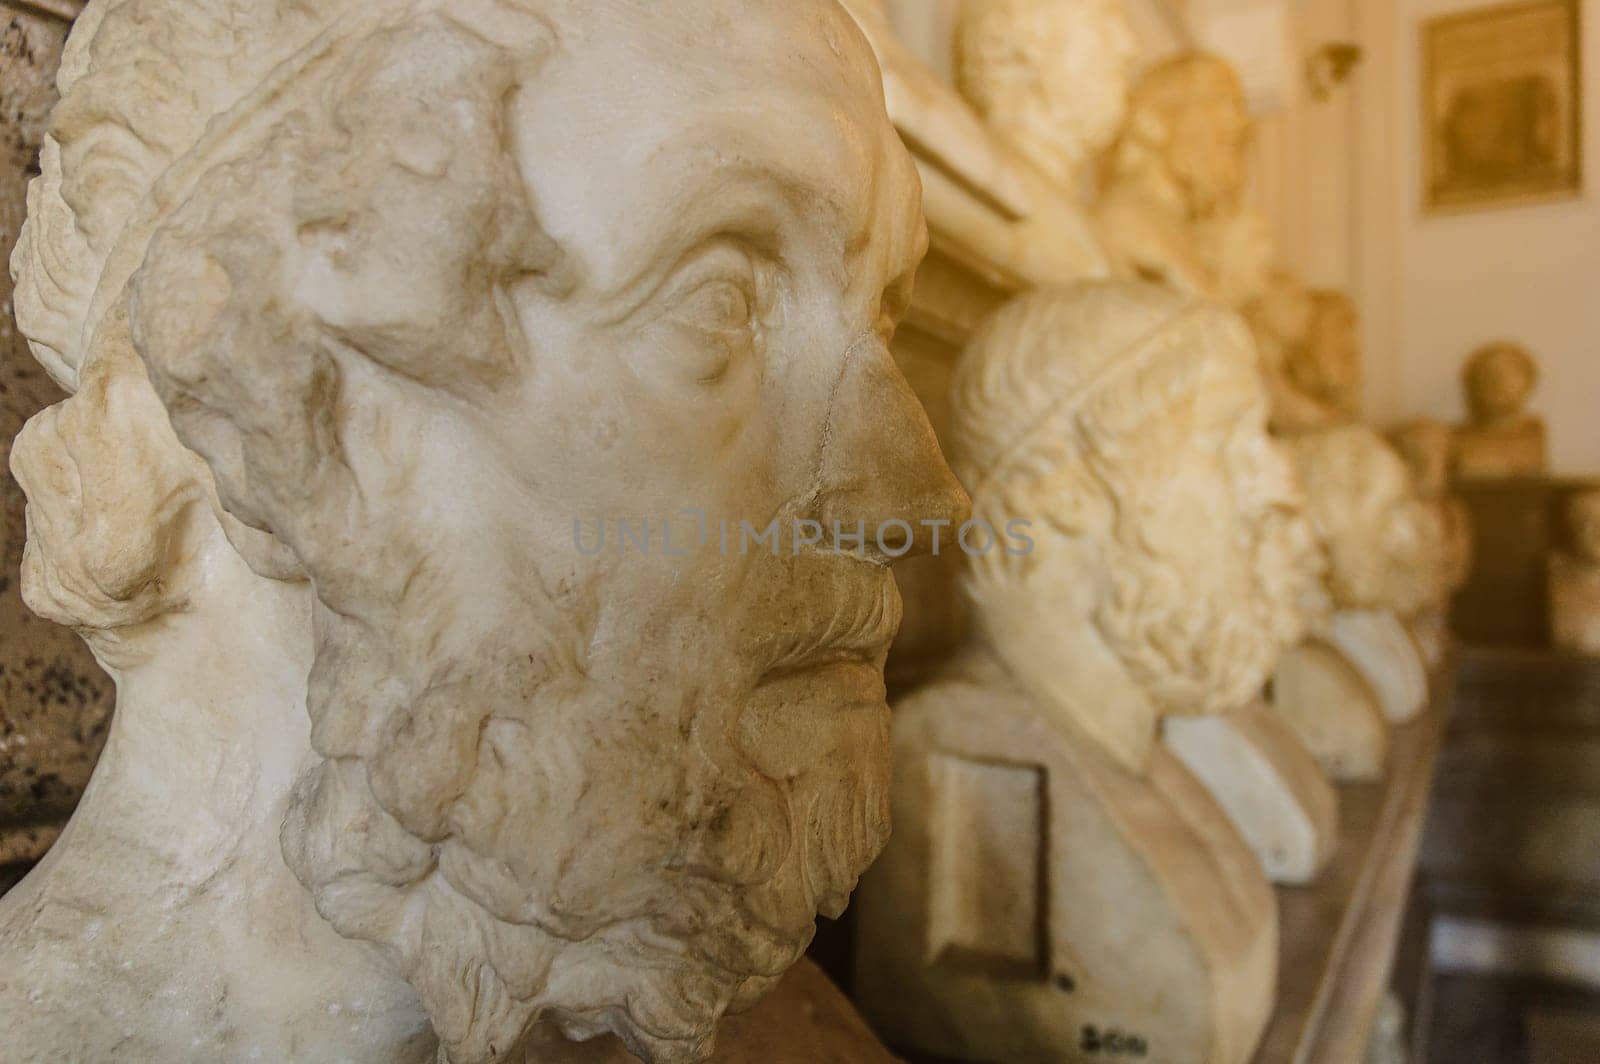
[607,156,859,304]
[587,180,786,329]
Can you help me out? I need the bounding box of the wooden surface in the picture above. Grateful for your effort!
[1422,646,1600,923]
[1452,477,1600,648]
[1254,679,1450,1064]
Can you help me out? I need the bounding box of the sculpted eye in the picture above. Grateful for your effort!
[681,278,753,336]
[660,248,763,385]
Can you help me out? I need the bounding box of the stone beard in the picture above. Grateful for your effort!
[9,1,961,1062]
[951,284,1319,732]
[1285,427,1447,617]
[954,0,1139,183]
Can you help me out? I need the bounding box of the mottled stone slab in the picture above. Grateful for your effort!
[0,7,112,875]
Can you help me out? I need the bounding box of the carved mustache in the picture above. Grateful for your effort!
[737,550,902,678]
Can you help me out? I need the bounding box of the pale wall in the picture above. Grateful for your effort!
[1365,0,1600,474]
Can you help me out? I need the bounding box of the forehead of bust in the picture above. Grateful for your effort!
[1087,306,1262,449]
[1466,342,1536,395]
[1132,53,1247,119]
[1300,428,1410,521]
[517,0,917,285]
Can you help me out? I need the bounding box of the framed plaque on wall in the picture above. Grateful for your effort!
[1423,0,1583,213]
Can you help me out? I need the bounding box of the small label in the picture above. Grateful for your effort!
[1081,1026,1150,1057]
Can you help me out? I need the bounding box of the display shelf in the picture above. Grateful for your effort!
[1253,683,1451,1064]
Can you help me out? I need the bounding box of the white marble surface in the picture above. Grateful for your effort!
[0,1,966,1061]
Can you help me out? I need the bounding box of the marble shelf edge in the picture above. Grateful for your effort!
[1254,669,1453,1063]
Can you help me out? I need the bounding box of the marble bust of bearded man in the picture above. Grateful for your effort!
[0,1,965,1061]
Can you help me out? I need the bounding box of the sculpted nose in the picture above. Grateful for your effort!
[817,339,970,561]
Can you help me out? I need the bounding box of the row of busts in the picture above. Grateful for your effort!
[0,3,1477,1064]
[847,3,1461,1061]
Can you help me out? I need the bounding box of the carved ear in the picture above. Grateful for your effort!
[11,315,206,634]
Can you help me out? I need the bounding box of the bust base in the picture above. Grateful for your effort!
[1271,639,1390,782]
[1164,699,1339,886]
[1322,611,1429,725]
[855,673,1276,1064]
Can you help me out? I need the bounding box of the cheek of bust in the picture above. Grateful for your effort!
[445,693,694,933]
[734,668,889,782]
[1144,480,1231,561]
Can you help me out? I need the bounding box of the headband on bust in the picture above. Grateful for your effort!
[13,0,551,394]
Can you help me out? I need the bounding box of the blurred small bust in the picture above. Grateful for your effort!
[1285,425,1448,619]
[1551,490,1600,657]
[1196,207,1277,309]
[1390,418,1473,611]
[1095,53,1257,296]
[954,0,1140,188]
[1249,274,1362,434]
[1455,341,1547,479]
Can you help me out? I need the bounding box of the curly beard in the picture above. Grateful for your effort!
[277,550,892,1064]
[1094,508,1315,715]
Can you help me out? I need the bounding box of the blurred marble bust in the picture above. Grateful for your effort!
[0,1,965,1062]
[855,281,1289,1064]
[1096,52,1257,297]
[1390,418,1473,593]
[1196,206,1278,309]
[1280,427,1443,730]
[1285,427,1447,620]
[1456,341,1548,479]
[1551,490,1600,656]
[1389,418,1473,668]
[948,282,1317,773]
[954,0,1139,187]
[1250,275,1362,433]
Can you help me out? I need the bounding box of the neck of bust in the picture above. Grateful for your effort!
[973,582,1159,777]
[1471,404,1530,431]
[0,521,432,1062]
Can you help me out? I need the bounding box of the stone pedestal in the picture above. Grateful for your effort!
[1271,640,1390,782]
[1324,611,1429,725]
[1165,699,1339,886]
[856,674,1277,1064]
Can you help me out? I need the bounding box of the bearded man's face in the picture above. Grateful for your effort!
[129,2,965,1061]
[1090,346,1318,715]
[403,3,962,1055]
